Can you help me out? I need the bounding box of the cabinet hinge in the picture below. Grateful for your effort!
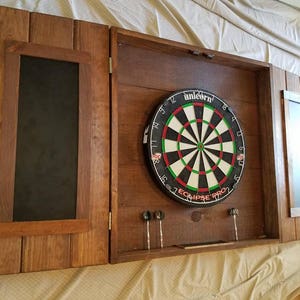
[108,211,112,230]
[109,57,112,74]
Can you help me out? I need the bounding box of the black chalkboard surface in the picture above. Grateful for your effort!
[13,55,79,221]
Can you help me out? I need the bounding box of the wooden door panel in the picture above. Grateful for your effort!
[21,12,74,273]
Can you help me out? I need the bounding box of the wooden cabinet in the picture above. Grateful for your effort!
[0,6,299,274]
[109,27,280,263]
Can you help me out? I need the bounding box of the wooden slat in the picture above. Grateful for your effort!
[113,239,279,263]
[257,69,279,238]
[6,40,90,63]
[30,13,74,48]
[117,43,259,102]
[0,51,20,221]
[71,21,109,266]
[21,12,75,273]
[21,235,71,272]
[110,28,120,263]
[0,237,22,274]
[286,71,300,238]
[0,219,89,237]
[75,63,91,220]
[271,67,296,242]
[0,6,29,275]
[114,28,270,71]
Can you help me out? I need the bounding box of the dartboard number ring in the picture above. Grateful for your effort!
[143,89,245,207]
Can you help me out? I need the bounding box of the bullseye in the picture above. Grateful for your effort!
[197,142,204,151]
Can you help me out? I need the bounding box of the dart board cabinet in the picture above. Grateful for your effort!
[110,27,280,263]
[1,8,294,274]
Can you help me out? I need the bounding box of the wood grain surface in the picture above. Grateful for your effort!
[271,67,297,242]
[0,8,110,274]
[0,6,29,274]
[22,235,71,272]
[71,20,110,267]
[0,219,89,237]
[286,72,300,238]
[0,51,20,221]
[110,28,120,261]
[257,69,279,238]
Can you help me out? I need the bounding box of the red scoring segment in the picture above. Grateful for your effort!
[214,108,223,118]
[175,177,187,187]
[193,102,204,107]
[172,106,183,115]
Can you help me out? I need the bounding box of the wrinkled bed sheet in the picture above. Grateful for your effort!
[0,0,299,74]
[1,241,300,299]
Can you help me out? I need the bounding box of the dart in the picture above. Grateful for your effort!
[154,210,165,248]
[228,208,239,241]
[142,211,152,250]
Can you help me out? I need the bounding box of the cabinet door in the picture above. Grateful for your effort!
[0,8,110,273]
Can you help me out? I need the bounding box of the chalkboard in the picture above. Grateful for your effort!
[283,90,300,217]
[13,55,79,221]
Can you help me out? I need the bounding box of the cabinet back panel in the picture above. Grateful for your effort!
[115,43,265,252]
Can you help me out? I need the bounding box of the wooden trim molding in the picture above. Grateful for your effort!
[6,40,90,63]
[0,219,89,237]
[0,40,91,233]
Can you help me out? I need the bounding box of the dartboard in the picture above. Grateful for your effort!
[143,88,245,207]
